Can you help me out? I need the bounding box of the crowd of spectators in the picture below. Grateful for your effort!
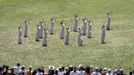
[0,63,134,75]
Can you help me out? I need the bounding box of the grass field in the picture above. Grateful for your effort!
[0,0,134,72]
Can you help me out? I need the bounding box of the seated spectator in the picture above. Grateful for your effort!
[16,63,22,74]
[91,67,101,75]
[106,69,113,75]
[36,68,43,75]
[99,68,103,75]
[90,65,94,74]
[85,66,91,75]
[20,65,26,75]
[32,69,37,75]
[60,65,65,72]
[40,66,45,74]
[55,68,58,75]
[78,64,85,75]
[64,67,69,75]
[120,69,124,75]
[116,69,121,75]
[27,66,33,75]
[101,68,107,75]
[69,65,73,73]
[9,68,16,75]
[2,65,9,75]
[58,67,64,75]
[0,66,3,75]
[48,66,55,75]
[70,66,79,75]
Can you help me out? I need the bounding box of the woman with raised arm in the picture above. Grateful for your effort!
[60,20,65,39]
[18,25,23,44]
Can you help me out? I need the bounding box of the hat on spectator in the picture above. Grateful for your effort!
[103,67,107,71]
[70,65,73,67]
[49,65,55,70]
[65,67,68,70]
[78,64,82,68]
[108,68,111,72]
[22,65,25,67]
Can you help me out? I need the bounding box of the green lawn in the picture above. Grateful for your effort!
[0,0,134,73]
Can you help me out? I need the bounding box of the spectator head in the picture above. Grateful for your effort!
[61,67,65,71]
[40,66,45,73]
[120,69,123,71]
[16,63,20,67]
[21,65,25,70]
[99,68,102,73]
[2,65,6,68]
[90,65,94,70]
[49,65,55,70]
[6,66,9,70]
[2,65,7,72]
[29,65,32,70]
[55,69,58,75]
[37,68,42,72]
[95,67,99,72]
[85,66,91,74]
[69,65,73,72]
[65,67,68,71]
[107,69,112,73]
[59,65,64,71]
[78,64,84,71]
[32,69,37,75]
[73,66,77,72]
[103,67,107,71]
[70,65,73,68]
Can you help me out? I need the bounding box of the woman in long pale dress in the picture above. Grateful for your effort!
[23,20,29,37]
[60,20,65,39]
[73,15,79,32]
[82,18,87,35]
[35,25,41,41]
[100,24,106,44]
[18,25,23,44]
[77,28,83,46]
[49,17,55,35]
[87,19,92,38]
[106,12,111,30]
[65,27,71,45]
[39,21,44,39]
[42,28,48,46]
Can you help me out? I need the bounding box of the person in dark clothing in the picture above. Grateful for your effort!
[40,66,45,74]
[32,69,37,75]
[20,66,26,75]
[64,67,69,75]
[129,71,132,75]
[99,68,103,75]
[48,66,55,75]
[116,69,121,75]
[0,67,3,75]
[9,68,16,75]
[55,69,58,75]
[85,66,91,75]
[61,66,65,72]
[120,69,124,75]
[2,65,9,75]
[68,65,73,74]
